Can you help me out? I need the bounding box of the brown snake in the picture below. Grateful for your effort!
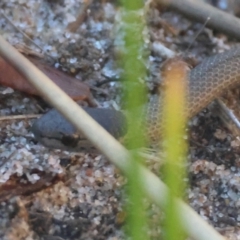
[32,47,240,152]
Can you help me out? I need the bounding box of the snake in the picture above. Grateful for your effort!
[31,47,240,152]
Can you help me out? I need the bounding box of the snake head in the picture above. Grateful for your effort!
[31,107,127,152]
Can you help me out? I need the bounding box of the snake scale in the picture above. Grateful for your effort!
[32,47,240,152]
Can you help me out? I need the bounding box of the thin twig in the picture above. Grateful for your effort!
[156,0,240,40]
[67,0,92,32]
[1,10,53,60]
[216,99,240,129]
[0,114,41,121]
[152,42,175,58]
[0,150,17,169]
[138,150,164,164]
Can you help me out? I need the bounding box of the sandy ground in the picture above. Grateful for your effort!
[0,0,240,239]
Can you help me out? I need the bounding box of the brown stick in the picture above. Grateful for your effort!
[156,0,240,40]
[67,0,92,32]
[0,114,41,121]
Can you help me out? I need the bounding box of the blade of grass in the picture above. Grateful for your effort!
[161,58,189,240]
[120,1,149,239]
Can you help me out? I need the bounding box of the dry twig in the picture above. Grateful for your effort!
[1,10,47,55]
[0,114,41,121]
[67,0,92,32]
[156,0,240,40]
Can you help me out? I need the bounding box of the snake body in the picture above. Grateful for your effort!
[32,47,240,152]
